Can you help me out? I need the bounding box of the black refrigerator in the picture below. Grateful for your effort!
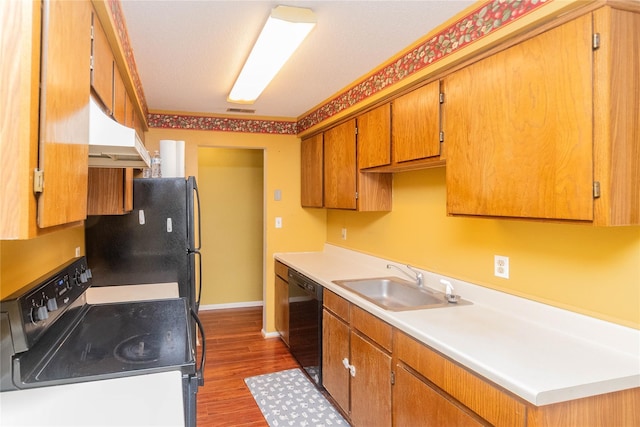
[85,177,202,313]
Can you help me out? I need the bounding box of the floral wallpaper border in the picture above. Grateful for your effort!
[146,114,297,135]
[109,0,549,135]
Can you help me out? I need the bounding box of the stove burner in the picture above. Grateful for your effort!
[114,333,161,364]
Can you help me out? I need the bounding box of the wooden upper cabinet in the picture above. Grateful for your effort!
[323,119,392,211]
[1,0,91,237]
[90,10,113,114]
[592,6,640,226]
[444,14,594,221]
[37,0,92,229]
[392,80,442,163]
[358,103,391,169]
[324,120,357,209]
[301,134,324,208]
[113,65,126,124]
[1,0,41,238]
[87,168,132,215]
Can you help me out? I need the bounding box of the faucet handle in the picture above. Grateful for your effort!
[406,265,424,287]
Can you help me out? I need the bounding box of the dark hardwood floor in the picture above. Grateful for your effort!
[196,307,300,426]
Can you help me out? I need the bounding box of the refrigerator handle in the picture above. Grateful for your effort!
[191,178,202,252]
[190,307,206,387]
[194,250,202,309]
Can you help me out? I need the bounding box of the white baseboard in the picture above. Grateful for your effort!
[198,300,263,311]
[261,329,281,339]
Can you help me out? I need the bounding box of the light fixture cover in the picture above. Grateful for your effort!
[228,5,316,104]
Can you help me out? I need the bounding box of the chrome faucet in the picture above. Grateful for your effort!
[387,264,424,288]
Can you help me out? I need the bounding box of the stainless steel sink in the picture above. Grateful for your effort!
[332,277,471,311]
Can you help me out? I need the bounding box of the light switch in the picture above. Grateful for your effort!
[275,217,282,228]
[274,189,282,201]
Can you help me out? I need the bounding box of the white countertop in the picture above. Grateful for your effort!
[275,244,640,406]
[0,371,185,426]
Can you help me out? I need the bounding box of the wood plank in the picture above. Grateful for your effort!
[196,307,300,427]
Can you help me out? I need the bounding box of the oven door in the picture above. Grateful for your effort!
[1,371,185,426]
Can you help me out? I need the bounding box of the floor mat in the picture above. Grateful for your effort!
[244,368,349,426]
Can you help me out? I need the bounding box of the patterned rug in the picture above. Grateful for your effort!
[244,368,349,426]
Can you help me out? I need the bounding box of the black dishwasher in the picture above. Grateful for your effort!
[287,269,323,388]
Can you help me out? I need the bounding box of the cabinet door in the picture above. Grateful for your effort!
[392,81,441,163]
[90,10,113,114]
[274,275,289,345]
[113,65,126,124]
[38,0,91,228]
[1,0,40,238]
[301,134,323,207]
[444,15,593,221]
[350,331,391,427]
[324,119,357,209]
[322,309,350,414]
[394,365,484,427]
[358,104,391,169]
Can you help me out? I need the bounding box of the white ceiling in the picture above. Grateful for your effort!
[119,0,475,119]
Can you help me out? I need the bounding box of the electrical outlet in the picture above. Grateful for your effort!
[75,247,81,257]
[494,255,509,279]
[341,228,347,240]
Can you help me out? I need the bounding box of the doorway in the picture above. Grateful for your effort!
[197,147,264,308]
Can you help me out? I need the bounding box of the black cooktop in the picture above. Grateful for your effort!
[22,298,194,385]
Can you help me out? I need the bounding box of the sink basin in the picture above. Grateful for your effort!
[332,277,471,311]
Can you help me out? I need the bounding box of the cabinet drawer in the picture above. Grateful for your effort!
[394,331,526,427]
[350,305,392,352]
[274,261,289,281]
[394,364,485,427]
[323,289,349,322]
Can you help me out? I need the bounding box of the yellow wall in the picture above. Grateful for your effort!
[327,168,640,329]
[145,128,327,330]
[197,147,264,305]
[0,225,85,298]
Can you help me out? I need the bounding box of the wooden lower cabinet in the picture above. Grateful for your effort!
[394,364,484,427]
[274,261,289,345]
[322,309,350,413]
[321,293,640,427]
[350,330,391,426]
[322,290,392,426]
[394,330,526,427]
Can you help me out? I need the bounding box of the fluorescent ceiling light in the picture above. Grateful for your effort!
[228,5,316,104]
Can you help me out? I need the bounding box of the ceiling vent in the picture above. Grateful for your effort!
[227,108,256,114]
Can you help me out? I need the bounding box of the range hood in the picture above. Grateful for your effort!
[88,97,151,168]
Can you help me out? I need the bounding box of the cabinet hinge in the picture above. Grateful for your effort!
[33,169,44,193]
[439,131,444,143]
[439,92,445,104]
[355,191,359,200]
[355,126,358,136]
[592,33,600,50]
[390,371,395,385]
[90,55,94,71]
[593,181,601,199]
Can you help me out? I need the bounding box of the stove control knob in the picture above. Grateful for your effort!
[46,298,58,312]
[33,305,49,322]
